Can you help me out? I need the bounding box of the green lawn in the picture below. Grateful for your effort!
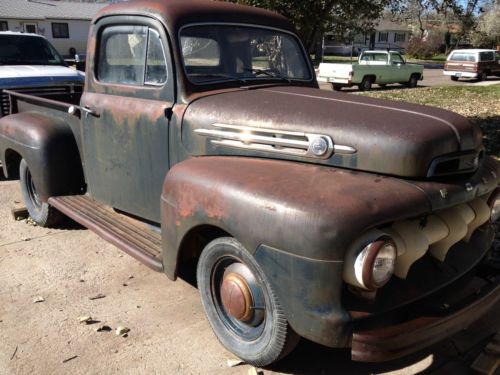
[358,85,500,159]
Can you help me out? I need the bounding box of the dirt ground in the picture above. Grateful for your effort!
[0,173,499,375]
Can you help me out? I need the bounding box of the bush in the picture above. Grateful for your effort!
[404,33,442,59]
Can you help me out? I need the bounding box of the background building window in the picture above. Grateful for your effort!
[52,23,69,38]
[378,32,388,42]
[394,32,406,43]
[0,21,8,31]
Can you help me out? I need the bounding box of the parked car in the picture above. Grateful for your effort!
[444,49,500,81]
[0,31,83,117]
[0,0,499,367]
[317,50,423,91]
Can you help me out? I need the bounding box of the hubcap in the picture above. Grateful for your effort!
[221,272,253,321]
[211,259,266,340]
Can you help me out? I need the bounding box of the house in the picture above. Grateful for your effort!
[0,0,108,57]
[323,20,412,56]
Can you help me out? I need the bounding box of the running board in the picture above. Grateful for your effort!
[48,195,163,272]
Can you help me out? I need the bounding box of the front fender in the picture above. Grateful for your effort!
[0,111,84,200]
[159,156,500,347]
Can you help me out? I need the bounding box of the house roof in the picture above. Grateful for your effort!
[0,0,108,21]
[375,20,411,32]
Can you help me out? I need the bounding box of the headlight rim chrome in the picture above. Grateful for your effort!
[358,235,397,290]
[487,188,500,223]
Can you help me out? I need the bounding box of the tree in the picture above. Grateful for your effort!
[226,0,402,62]
[471,2,500,47]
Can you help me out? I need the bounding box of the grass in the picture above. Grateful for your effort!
[357,85,500,159]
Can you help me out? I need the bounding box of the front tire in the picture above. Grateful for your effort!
[407,74,419,88]
[197,237,299,367]
[478,71,487,81]
[19,159,61,227]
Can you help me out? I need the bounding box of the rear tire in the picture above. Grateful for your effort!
[19,159,61,227]
[332,84,343,91]
[478,71,488,81]
[197,237,299,366]
[359,77,373,91]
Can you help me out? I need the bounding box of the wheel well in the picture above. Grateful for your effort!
[4,149,22,179]
[411,72,421,79]
[176,225,230,286]
[362,75,376,83]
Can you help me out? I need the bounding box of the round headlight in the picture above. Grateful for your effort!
[354,236,396,290]
[488,189,500,223]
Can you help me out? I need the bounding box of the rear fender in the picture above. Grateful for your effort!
[0,111,84,200]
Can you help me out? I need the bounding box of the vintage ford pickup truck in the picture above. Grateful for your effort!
[0,0,499,367]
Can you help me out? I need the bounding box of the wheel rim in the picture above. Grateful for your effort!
[211,257,266,341]
[25,167,42,210]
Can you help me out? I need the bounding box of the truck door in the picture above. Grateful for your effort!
[390,52,407,82]
[81,17,174,223]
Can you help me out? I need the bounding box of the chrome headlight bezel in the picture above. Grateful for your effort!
[354,236,397,290]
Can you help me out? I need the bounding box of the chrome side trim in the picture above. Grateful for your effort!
[195,123,356,159]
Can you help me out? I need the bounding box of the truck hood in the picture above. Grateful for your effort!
[182,85,483,178]
[0,65,83,88]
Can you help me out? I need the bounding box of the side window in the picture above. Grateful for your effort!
[391,53,404,64]
[479,52,494,62]
[145,29,168,85]
[98,25,148,85]
[97,25,168,86]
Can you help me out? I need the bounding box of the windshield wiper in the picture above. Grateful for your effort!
[243,67,291,83]
[188,73,246,85]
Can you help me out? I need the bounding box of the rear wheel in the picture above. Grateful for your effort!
[407,74,419,88]
[478,71,488,81]
[197,237,299,366]
[359,77,373,91]
[332,84,343,91]
[450,76,459,81]
[19,159,61,227]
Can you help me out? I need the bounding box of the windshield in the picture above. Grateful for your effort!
[0,35,65,66]
[179,25,312,84]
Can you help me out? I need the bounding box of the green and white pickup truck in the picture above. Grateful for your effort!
[317,50,424,91]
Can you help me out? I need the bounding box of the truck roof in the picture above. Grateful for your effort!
[94,0,293,34]
[449,49,496,54]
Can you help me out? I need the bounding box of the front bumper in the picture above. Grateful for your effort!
[351,265,500,362]
[443,70,479,78]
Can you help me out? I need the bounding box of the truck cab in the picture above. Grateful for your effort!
[0,0,498,367]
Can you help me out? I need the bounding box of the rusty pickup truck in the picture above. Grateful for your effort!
[0,0,499,367]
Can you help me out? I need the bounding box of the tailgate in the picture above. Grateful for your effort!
[317,63,353,82]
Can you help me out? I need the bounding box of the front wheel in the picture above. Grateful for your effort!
[19,159,61,227]
[450,76,459,81]
[478,71,487,81]
[407,74,419,88]
[197,237,299,367]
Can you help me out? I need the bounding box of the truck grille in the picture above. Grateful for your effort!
[0,85,83,117]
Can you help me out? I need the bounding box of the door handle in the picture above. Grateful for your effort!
[81,106,100,118]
